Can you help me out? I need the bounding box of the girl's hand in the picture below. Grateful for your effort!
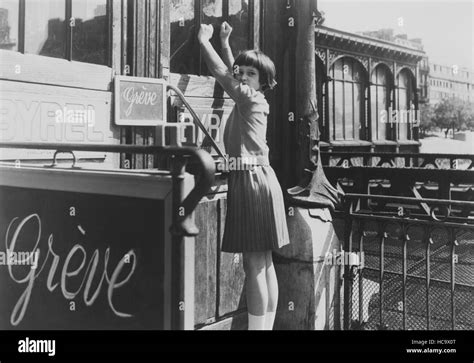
[220,21,233,42]
[198,24,214,43]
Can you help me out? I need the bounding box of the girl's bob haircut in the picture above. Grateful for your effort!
[233,50,277,92]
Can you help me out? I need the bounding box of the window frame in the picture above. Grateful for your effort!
[396,69,415,141]
[329,57,366,141]
[0,0,120,91]
[370,65,392,141]
[169,0,259,77]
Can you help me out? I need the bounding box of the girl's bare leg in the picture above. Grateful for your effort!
[243,251,268,330]
[265,250,278,330]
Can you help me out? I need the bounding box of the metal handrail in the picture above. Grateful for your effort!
[321,151,474,159]
[0,142,215,237]
[167,84,227,160]
[343,193,474,207]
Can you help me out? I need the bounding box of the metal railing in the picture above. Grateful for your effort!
[340,194,474,330]
[0,142,215,237]
[324,165,474,203]
[322,151,474,170]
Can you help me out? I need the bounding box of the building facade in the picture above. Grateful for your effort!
[315,26,426,153]
[428,62,474,105]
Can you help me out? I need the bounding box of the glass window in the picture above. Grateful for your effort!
[71,0,108,65]
[4,0,109,65]
[25,0,66,59]
[377,86,387,139]
[344,83,353,139]
[228,0,249,58]
[170,0,196,74]
[370,85,377,137]
[334,81,343,140]
[377,67,386,84]
[354,83,361,137]
[200,0,223,76]
[328,81,333,131]
[329,57,365,141]
[0,1,18,51]
[334,59,343,79]
[370,65,391,140]
[170,0,253,76]
[397,70,415,141]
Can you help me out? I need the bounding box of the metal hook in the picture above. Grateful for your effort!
[46,150,77,168]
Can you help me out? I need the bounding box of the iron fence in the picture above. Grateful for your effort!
[340,194,474,330]
[322,152,474,170]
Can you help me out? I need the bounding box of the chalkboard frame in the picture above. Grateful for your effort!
[114,75,168,126]
[0,164,196,330]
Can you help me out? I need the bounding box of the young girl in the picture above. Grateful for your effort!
[198,22,290,330]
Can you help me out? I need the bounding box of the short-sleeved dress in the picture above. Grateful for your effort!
[215,70,290,253]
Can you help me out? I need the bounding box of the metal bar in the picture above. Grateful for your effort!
[404,156,410,167]
[379,230,385,328]
[223,0,229,21]
[353,211,469,224]
[18,0,25,53]
[107,0,112,68]
[0,142,215,237]
[425,227,431,330]
[169,155,196,330]
[321,151,474,160]
[348,213,474,230]
[167,84,227,160]
[358,229,364,324]
[66,0,72,61]
[196,0,202,74]
[332,72,336,140]
[344,193,474,207]
[170,155,186,330]
[326,166,473,184]
[342,81,346,139]
[450,229,456,330]
[402,225,407,330]
[361,268,473,289]
[343,203,354,330]
[122,0,128,75]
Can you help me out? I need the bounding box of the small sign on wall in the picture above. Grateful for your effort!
[114,76,167,126]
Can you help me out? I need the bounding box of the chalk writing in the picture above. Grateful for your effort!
[5,214,137,326]
[122,86,158,117]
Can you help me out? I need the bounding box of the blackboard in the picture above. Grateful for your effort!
[114,76,167,126]
[0,186,166,330]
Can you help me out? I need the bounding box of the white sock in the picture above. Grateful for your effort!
[264,311,276,330]
[248,313,266,330]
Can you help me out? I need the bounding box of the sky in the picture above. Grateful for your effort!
[318,0,474,69]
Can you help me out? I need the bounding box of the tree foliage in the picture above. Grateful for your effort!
[431,97,474,137]
[419,102,436,137]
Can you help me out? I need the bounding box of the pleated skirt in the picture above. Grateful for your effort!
[221,165,290,253]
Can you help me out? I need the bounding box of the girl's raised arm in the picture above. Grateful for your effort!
[220,22,235,73]
[198,24,240,102]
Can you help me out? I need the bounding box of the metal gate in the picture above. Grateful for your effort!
[342,194,474,330]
